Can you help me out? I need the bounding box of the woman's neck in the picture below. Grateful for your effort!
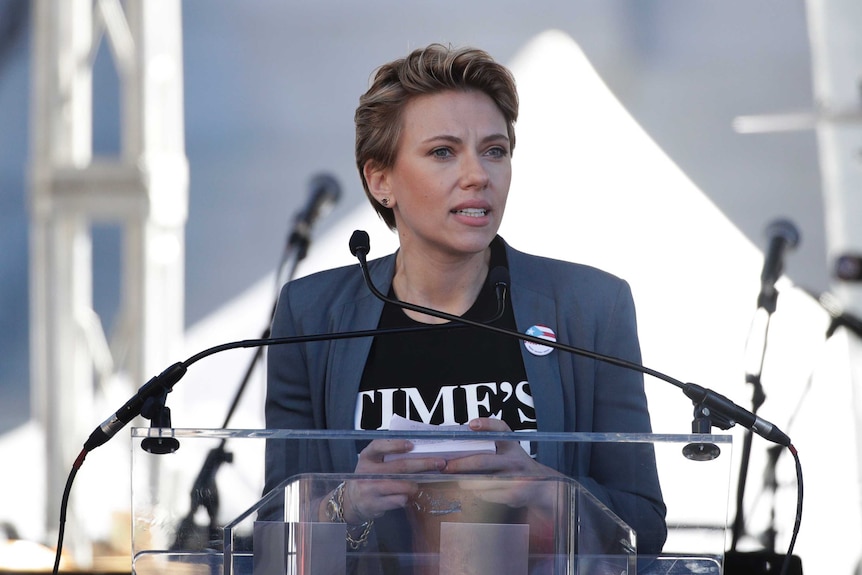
[391,247,491,324]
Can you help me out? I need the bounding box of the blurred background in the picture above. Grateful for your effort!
[1,0,860,573]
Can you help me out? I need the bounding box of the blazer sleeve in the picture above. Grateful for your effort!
[260,278,329,520]
[571,278,668,555]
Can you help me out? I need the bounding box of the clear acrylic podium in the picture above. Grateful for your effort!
[129,428,731,575]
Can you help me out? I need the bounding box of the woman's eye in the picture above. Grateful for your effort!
[485,146,509,158]
[431,148,453,158]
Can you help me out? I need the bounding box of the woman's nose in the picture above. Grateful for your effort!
[460,153,490,189]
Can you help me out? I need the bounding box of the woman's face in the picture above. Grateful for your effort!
[367,89,512,261]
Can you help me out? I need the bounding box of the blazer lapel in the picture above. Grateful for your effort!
[325,256,394,466]
[326,255,395,429]
[507,246,567,469]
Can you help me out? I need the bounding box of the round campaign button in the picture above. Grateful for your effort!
[524,324,556,356]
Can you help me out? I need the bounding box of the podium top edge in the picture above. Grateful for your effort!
[130,427,732,444]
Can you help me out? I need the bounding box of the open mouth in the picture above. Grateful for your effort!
[452,208,487,217]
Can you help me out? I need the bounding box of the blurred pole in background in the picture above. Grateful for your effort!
[804,0,862,567]
[28,0,186,564]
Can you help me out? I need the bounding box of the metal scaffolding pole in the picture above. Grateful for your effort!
[28,0,186,562]
[805,0,862,569]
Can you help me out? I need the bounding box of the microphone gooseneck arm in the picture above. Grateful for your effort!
[348,232,664,376]
[81,313,504,454]
[349,230,792,447]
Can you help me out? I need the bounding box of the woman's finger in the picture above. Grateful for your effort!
[359,438,414,462]
[344,478,418,522]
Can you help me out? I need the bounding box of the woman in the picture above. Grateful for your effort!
[263,43,667,559]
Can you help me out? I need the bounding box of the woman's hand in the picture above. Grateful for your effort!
[442,417,554,475]
[440,417,563,510]
[337,438,447,524]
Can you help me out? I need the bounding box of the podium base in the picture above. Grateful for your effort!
[724,551,802,575]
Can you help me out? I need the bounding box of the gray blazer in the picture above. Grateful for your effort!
[264,238,667,553]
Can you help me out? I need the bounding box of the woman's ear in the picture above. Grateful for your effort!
[364,161,394,207]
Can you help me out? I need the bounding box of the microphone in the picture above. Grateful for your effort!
[681,383,790,446]
[83,362,187,451]
[288,173,342,258]
[350,230,792,448]
[757,219,800,313]
[488,266,510,322]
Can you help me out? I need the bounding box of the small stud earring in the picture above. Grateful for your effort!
[381,198,390,207]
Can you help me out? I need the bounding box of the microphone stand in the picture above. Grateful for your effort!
[730,290,777,552]
[168,217,309,552]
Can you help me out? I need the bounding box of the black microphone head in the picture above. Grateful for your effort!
[304,173,341,223]
[765,218,800,250]
[350,230,371,258]
[759,219,801,299]
[488,266,510,289]
[309,172,341,203]
[486,266,510,323]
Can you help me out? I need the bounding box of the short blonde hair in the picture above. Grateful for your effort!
[355,44,519,230]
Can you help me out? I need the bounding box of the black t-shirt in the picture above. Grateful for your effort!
[356,239,537,445]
